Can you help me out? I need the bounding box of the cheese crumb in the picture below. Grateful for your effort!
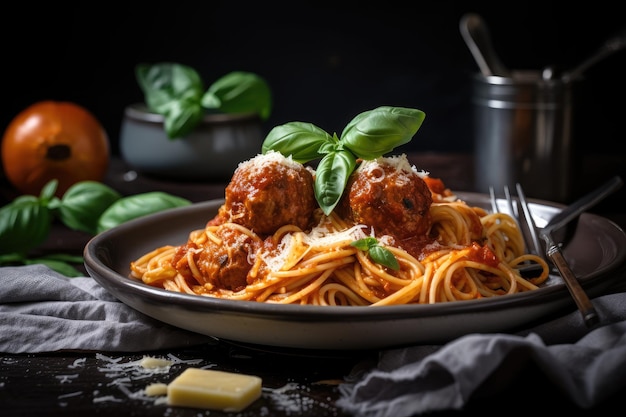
[167,368,262,412]
[140,356,173,369]
[145,383,168,396]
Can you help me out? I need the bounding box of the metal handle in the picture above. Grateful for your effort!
[545,239,599,327]
[459,13,510,77]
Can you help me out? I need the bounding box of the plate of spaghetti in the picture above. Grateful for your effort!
[84,151,626,350]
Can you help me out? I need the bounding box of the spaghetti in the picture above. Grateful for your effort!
[130,153,550,306]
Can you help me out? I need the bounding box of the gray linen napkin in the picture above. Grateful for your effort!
[0,264,213,353]
[337,291,626,416]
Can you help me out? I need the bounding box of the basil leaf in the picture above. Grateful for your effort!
[161,99,205,138]
[0,252,84,277]
[57,181,122,235]
[262,106,426,213]
[39,179,59,202]
[314,149,356,215]
[262,122,333,163]
[97,192,191,233]
[350,237,377,251]
[0,195,53,254]
[38,253,85,263]
[23,257,84,277]
[0,252,26,264]
[136,62,204,113]
[202,71,272,120]
[350,237,400,271]
[135,63,206,139]
[340,106,425,159]
[369,245,400,271]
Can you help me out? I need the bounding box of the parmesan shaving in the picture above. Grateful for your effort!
[145,383,168,396]
[261,222,368,273]
[140,356,173,369]
[305,224,368,248]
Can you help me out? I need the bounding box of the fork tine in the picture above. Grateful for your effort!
[491,185,526,249]
[489,185,517,218]
[490,185,520,225]
[515,183,543,257]
[501,185,527,253]
[490,184,544,277]
[503,185,518,223]
[489,186,498,213]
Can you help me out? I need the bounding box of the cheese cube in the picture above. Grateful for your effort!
[167,368,262,411]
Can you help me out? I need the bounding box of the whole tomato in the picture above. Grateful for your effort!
[1,101,110,197]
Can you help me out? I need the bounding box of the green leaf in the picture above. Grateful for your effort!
[97,192,191,233]
[368,245,400,271]
[0,252,83,277]
[57,181,122,235]
[23,257,84,277]
[161,99,205,139]
[0,196,53,255]
[202,71,272,120]
[136,62,205,113]
[350,237,377,251]
[135,62,206,139]
[261,122,333,163]
[39,179,59,202]
[350,237,400,271]
[38,253,84,263]
[259,106,426,214]
[314,150,356,215]
[0,252,26,264]
[340,106,425,159]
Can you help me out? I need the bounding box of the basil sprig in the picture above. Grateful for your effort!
[0,180,190,276]
[262,106,425,215]
[351,237,400,271]
[136,63,272,139]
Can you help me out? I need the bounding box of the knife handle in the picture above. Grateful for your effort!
[547,244,600,327]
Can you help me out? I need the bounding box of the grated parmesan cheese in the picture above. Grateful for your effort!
[305,224,368,248]
[356,153,429,178]
[260,219,369,273]
[140,356,173,369]
[235,150,303,175]
[88,353,208,405]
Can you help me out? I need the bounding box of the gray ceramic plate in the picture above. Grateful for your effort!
[84,193,626,350]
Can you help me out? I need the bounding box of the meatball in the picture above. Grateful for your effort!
[172,226,260,292]
[218,151,317,235]
[337,155,433,240]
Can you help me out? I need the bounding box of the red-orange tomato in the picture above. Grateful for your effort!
[1,101,110,197]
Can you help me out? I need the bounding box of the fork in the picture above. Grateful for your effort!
[488,185,543,271]
[490,184,603,328]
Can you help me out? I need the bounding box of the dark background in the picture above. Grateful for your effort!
[1,1,625,158]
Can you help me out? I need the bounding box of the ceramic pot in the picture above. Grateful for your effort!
[120,104,264,181]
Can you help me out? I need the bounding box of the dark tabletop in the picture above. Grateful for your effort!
[1,152,625,417]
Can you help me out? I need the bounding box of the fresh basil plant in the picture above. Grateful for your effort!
[262,106,426,215]
[136,63,272,139]
[0,180,191,276]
